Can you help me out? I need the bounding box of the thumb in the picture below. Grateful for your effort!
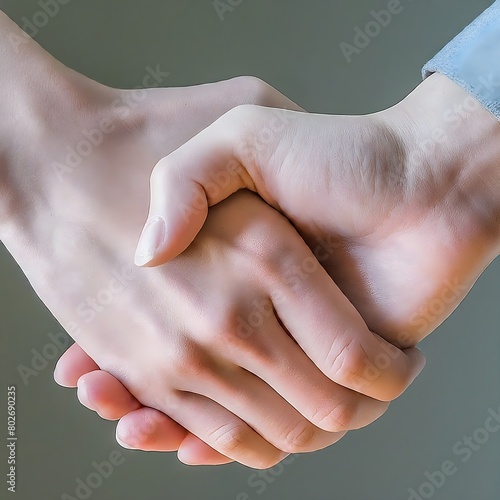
[134,105,276,267]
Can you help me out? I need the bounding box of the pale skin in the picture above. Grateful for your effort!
[55,63,500,463]
[135,73,500,344]
[0,12,425,468]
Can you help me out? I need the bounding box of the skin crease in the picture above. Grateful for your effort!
[136,73,500,345]
[0,12,426,469]
[55,72,500,463]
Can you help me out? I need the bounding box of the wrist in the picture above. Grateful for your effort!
[380,73,500,256]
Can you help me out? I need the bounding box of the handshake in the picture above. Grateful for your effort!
[2,7,500,469]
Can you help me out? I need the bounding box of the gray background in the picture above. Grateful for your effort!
[0,0,499,499]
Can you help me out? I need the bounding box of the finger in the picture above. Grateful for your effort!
[177,434,234,466]
[70,362,232,464]
[134,105,277,267]
[226,315,389,433]
[166,391,289,469]
[54,343,99,387]
[116,407,233,464]
[116,407,186,452]
[77,371,141,420]
[269,247,426,402]
[180,363,346,455]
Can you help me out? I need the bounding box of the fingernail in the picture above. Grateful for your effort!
[134,216,166,266]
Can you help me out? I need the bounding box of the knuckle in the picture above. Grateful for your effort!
[281,420,317,453]
[204,309,246,346]
[150,159,167,186]
[224,103,262,130]
[268,252,301,288]
[205,304,276,367]
[224,104,273,169]
[208,308,242,340]
[169,342,209,381]
[229,76,272,105]
[208,422,253,454]
[312,401,357,432]
[326,336,371,389]
[239,226,312,293]
[384,374,408,401]
[262,242,290,274]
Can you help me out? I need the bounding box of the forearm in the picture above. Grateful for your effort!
[0,11,62,136]
[0,12,54,220]
[0,11,107,230]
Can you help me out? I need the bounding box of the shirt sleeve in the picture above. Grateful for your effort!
[422,1,500,120]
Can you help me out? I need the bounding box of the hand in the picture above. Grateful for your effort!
[18,186,421,468]
[54,344,233,465]
[135,73,500,347]
[1,16,423,468]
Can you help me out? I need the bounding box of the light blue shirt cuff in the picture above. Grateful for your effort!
[422,1,500,120]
